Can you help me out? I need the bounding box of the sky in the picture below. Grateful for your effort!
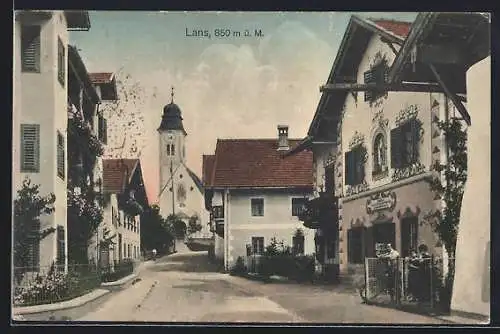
[70,11,418,203]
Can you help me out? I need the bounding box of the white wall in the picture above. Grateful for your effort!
[226,189,314,268]
[13,11,69,268]
[340,34,444,196]
[451,56,490,319]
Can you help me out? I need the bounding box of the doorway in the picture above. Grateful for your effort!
[373,222,395,249]
[400,217,418,258]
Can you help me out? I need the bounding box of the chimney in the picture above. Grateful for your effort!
[277,125,289,151]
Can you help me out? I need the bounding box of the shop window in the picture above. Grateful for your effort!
[348,227,364,264]
[391,119,421,169]
[345,145,365,186]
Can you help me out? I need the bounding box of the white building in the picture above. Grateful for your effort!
[157,92,209,241]
[13,10,91,270]
[204,126,315,271]
[101,159,148,266]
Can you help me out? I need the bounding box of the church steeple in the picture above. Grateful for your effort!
[157,86,187,135]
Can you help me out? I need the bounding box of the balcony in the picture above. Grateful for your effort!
[212,205,224,221]
[298,192,338,230]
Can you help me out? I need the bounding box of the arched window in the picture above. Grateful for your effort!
[373,132,387,176]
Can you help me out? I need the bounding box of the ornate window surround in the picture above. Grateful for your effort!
[371,110,389,181]
[345,131,369,197]
[391,105,426,182]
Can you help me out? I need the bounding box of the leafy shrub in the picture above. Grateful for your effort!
[230,256,247,276]
[100,259,135,283]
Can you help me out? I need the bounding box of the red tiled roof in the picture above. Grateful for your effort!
[202,155,215,186]
[209,139,313,188]
[89,72,114,84]
[371,19,412,39]
[103,158,139,193]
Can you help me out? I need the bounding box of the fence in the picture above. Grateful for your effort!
[363,256,454,313]
[13,259,137,307]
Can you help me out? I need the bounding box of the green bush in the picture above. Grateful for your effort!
[13,266,101,307]
[100,259,135,282]
[230,256,247,276]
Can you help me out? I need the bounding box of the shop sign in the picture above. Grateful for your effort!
[366,191,396,214]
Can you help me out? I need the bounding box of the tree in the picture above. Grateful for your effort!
[140,204,175,252]
[13,178,56,271]
[423,118,467,308]
[187,214,202,235]
[166,214,187,240]
[100,70,147,159]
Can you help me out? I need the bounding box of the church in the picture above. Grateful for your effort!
[157,89,210,241]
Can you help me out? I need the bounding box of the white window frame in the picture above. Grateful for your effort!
[250,197,264,217]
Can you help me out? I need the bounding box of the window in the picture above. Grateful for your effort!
[57,131,65,179]
[20,124,40,172]
[166,143,175,156]
[251,237,264,255]
[348,227,364,264]
[344,145,365,186]
[364,62,388,102]
[25,221,41,269]
[291,198,307,216]
[56,226,65,266]
[372,132,387,176]
[166,144,171,156]
[98,115,107,144]
[57,37,65,86]
[251,198,264,216]
[391,119,421,169]
[292,235,305,255]
[171,144,175,156]
[21,25,41,72]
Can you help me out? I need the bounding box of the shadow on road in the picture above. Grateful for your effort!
[150,251,221,274]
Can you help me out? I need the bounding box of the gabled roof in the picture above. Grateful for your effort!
[185,167,203,193]
[285,16,413,158]
[202,155,215,187]
[208,139,313,189]
[103,158,140,194]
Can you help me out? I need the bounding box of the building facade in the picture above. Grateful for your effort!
[204,126,315,270]
[102,159,148,266]
[157,93,209,241]
[13,10,90,269]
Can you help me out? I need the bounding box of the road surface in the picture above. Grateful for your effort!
[79,248,446,324]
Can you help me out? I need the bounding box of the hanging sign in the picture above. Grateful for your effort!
[366,191,397,214]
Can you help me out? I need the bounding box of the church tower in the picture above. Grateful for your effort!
[158,87,187,198]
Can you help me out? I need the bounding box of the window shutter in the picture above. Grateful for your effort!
[363,69,374,101]
[344,151,352,185]
[57,132,65,179]
[354,146,365,184]
[390,127,402,169]
[410,119,420,163]
[103,118,108,144]
[57,38,65,86]
[21,25,41,72]
[21,124,40,172]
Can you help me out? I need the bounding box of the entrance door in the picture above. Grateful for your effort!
[373,222,395,249]
[400,217,418,257]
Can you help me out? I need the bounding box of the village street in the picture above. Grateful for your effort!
[78,246,446,324]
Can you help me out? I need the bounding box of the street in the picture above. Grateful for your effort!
[78,246,446,324]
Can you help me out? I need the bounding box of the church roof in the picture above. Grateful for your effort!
[207,139,313,189]
[185,166,203,193]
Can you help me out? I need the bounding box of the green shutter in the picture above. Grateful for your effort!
[57,132,65,179]
[390,127,402,169]
[21,124,40,173]
[363,69,374,101]
[21,25,41,72]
